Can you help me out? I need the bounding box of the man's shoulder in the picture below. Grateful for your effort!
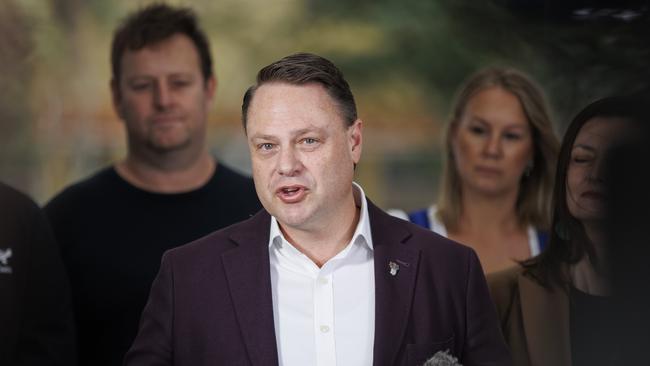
[43,166,120,224]
[0,182,39,214]
[0,182,43,229]
[45,166,117,209]
[370,201,474,262]
[162,209,269,263]
[211,163,254,189]
[207,163,260,209]
[409,220,469,254]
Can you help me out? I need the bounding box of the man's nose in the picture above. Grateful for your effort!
[153,81,172,109]
[277,147,303,177]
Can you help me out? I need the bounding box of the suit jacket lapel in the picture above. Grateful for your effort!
[222,211,279,366]
[519,273,571,366]
[368,201,420,366]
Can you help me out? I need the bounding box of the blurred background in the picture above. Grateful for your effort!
[1,0,648,208]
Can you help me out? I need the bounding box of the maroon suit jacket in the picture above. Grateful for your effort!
[124,201,511,366]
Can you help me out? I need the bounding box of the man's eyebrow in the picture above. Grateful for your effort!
[168,73,195,79]
[249,133,277,140]
[293,127,326,136]
[126,75,154,81]
[125,72,195,80]
[250,127,326,140]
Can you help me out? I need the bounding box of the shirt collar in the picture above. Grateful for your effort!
[268,182,373,251]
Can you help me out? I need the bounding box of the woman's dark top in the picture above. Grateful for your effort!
[570,286,616,366]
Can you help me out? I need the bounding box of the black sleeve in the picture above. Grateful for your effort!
[9,188,77,366]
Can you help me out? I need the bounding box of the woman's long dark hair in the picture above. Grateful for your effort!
[522,95,648,289]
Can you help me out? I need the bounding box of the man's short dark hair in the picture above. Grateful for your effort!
[111,3,213,82]
[241,52,357,131]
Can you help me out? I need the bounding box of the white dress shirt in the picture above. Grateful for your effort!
[269,183,375,366]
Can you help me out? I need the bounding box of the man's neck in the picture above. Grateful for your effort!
[116,149,216,193]
[279,192,361,268]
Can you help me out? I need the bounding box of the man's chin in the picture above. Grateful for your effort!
[273,211,313,232]
[147,137,192,153]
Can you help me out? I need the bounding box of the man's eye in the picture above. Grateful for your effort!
[130,83,151,91]
[259,143,274,151]
[303,138,317,145]
[171,80,191,89]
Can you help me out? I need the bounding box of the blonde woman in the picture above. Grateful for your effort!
[393,67,559,273]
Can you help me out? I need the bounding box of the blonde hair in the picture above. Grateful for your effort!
[437,67,559,232]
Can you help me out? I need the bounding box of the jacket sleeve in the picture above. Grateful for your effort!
[123,252,175,366]
[462,250,513,366]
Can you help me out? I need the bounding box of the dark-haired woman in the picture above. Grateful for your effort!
[488,96,646,366]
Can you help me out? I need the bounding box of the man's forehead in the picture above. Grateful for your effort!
[120,34,201,77]
[252,82,332,103]
[248,82,343,119]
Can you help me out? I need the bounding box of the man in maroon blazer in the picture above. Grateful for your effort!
[125,53,511,366]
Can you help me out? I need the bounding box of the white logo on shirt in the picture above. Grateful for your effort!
[0,248,13,274]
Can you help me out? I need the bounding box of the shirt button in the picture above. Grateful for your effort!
[320,325,330,333]
[318,278,328,285]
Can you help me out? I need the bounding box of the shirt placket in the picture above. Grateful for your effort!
[314,270,336,365]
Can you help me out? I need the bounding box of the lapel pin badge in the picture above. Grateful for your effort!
[388,261,399,276]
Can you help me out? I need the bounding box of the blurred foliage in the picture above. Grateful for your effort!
[0,2,36,189]
[309,0,650,126]
[0,0,647,207]
[447,1,650,126]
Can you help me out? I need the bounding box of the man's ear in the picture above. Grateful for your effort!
[349,119,363,164]
[205,76,217,102]
[110,78,124,120]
